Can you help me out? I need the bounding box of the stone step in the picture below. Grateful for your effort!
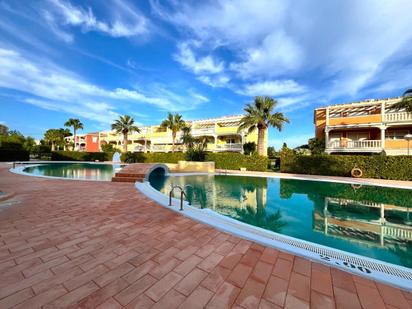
[111,176,144,183]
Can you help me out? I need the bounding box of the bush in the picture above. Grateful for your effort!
[243,142,256,155]
[185,148,206,162]
[205,153,269,172]
[121,151,269,171]
[280,153,412,180]
[121,152,185,163]
[0,149,30,161]
[51,151,113,161]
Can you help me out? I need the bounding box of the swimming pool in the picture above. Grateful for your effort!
[149,174,412,268]
[22,163,125,181]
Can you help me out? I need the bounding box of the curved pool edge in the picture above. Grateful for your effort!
[136,180,412,292]
[9,162,118,182]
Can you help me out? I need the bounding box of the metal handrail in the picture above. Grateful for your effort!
[168,184,204,211]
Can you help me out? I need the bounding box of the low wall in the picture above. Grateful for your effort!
[166,161,215,173]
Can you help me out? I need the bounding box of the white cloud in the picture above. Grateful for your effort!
[152,0,412,100]
[197,75,230,88]
[0,48,208,123]
[43,0,149,41]
[174,42,224,75]
[238,80,305,97]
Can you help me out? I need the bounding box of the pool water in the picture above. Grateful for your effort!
[24,163,125,181]
[149,174,412,268]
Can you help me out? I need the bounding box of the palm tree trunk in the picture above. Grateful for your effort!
[172,132,176,153]
[73,128,76,151]
[123,133,128,153]
[257,127,266,156]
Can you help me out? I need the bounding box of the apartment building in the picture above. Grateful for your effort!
[67,115,263,153]
[314,97,412,155]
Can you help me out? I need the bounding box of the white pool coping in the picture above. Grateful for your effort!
[136,174,412,292]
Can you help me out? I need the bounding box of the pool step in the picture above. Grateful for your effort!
[111,172,145,183]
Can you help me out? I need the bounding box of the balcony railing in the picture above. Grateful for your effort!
[383,112,412,122]
[215,143,243,151]
[192,128,215,135]
[327,140,382,150]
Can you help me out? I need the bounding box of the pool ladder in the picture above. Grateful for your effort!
[168,185,195,211]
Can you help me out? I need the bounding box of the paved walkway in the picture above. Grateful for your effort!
[0,164,411,309]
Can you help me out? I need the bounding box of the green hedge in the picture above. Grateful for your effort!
[280,154,412,180]
[121,152,185,164]
[0,149,30,161]
[205,153,269,172]
[121,151,269,172]
[51,151,113,161]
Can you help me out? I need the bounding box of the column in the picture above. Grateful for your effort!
[240,133,245,154]
[213,135,217,152]
[380,126,386,149]
[325,128,330,149]
[381,102,386,122]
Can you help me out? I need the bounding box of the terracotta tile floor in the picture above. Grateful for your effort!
[0,164,411,309]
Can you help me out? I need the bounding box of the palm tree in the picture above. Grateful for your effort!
[160,113,186,152]
[64,118,83,151]
[392,89,412,112]
[238,96,289,156]
[111,115,140,153]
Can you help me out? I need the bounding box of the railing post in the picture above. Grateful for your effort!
[180,191,184,211]
[169,190,173,206]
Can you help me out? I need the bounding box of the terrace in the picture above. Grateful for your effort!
[1,164,412,308]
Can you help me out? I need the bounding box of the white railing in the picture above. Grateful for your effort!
[327,140,382,149]
[216,143,243,151]
[151,145,166,152]
[384,112,412,122]
[192,127,215,135]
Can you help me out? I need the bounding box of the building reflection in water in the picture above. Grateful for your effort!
[280,179,412,263]
[158,174,285,233]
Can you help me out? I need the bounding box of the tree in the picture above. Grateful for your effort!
[267,146,276,158]
[238,96,289,156]
[0,124,8,136]
[160,113,186,152]
[44,128,71,151]
[64,118,84,151]
[392,89,412,112]
[308,137,325,155]
[111,115,140,153]
[181,125,194,149]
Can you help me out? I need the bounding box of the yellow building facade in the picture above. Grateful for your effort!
[99,114,265,153]
[314,97,412,155]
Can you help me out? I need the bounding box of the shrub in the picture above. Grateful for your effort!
[0,149,29,161]
[280,153,412,181]
[243,142,256,155]
[121,152,185,163]
[121,151,269,171]
[185,148,206,162]
[51,151,113,161]
[205,153,269,172]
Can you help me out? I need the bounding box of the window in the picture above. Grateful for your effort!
[92,137,97,143]
[226,138,236,144]
[386,130,409,140]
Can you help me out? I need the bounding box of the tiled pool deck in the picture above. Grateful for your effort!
[0,164,411,309]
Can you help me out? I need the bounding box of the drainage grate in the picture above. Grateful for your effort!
[270,233,412,280]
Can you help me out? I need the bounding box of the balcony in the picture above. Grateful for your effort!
[192,127,215,136]
[326,140,382,153]
[215,143,243,152]
[383,112,412,123]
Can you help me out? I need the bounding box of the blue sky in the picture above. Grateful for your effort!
[1,0,411,149]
